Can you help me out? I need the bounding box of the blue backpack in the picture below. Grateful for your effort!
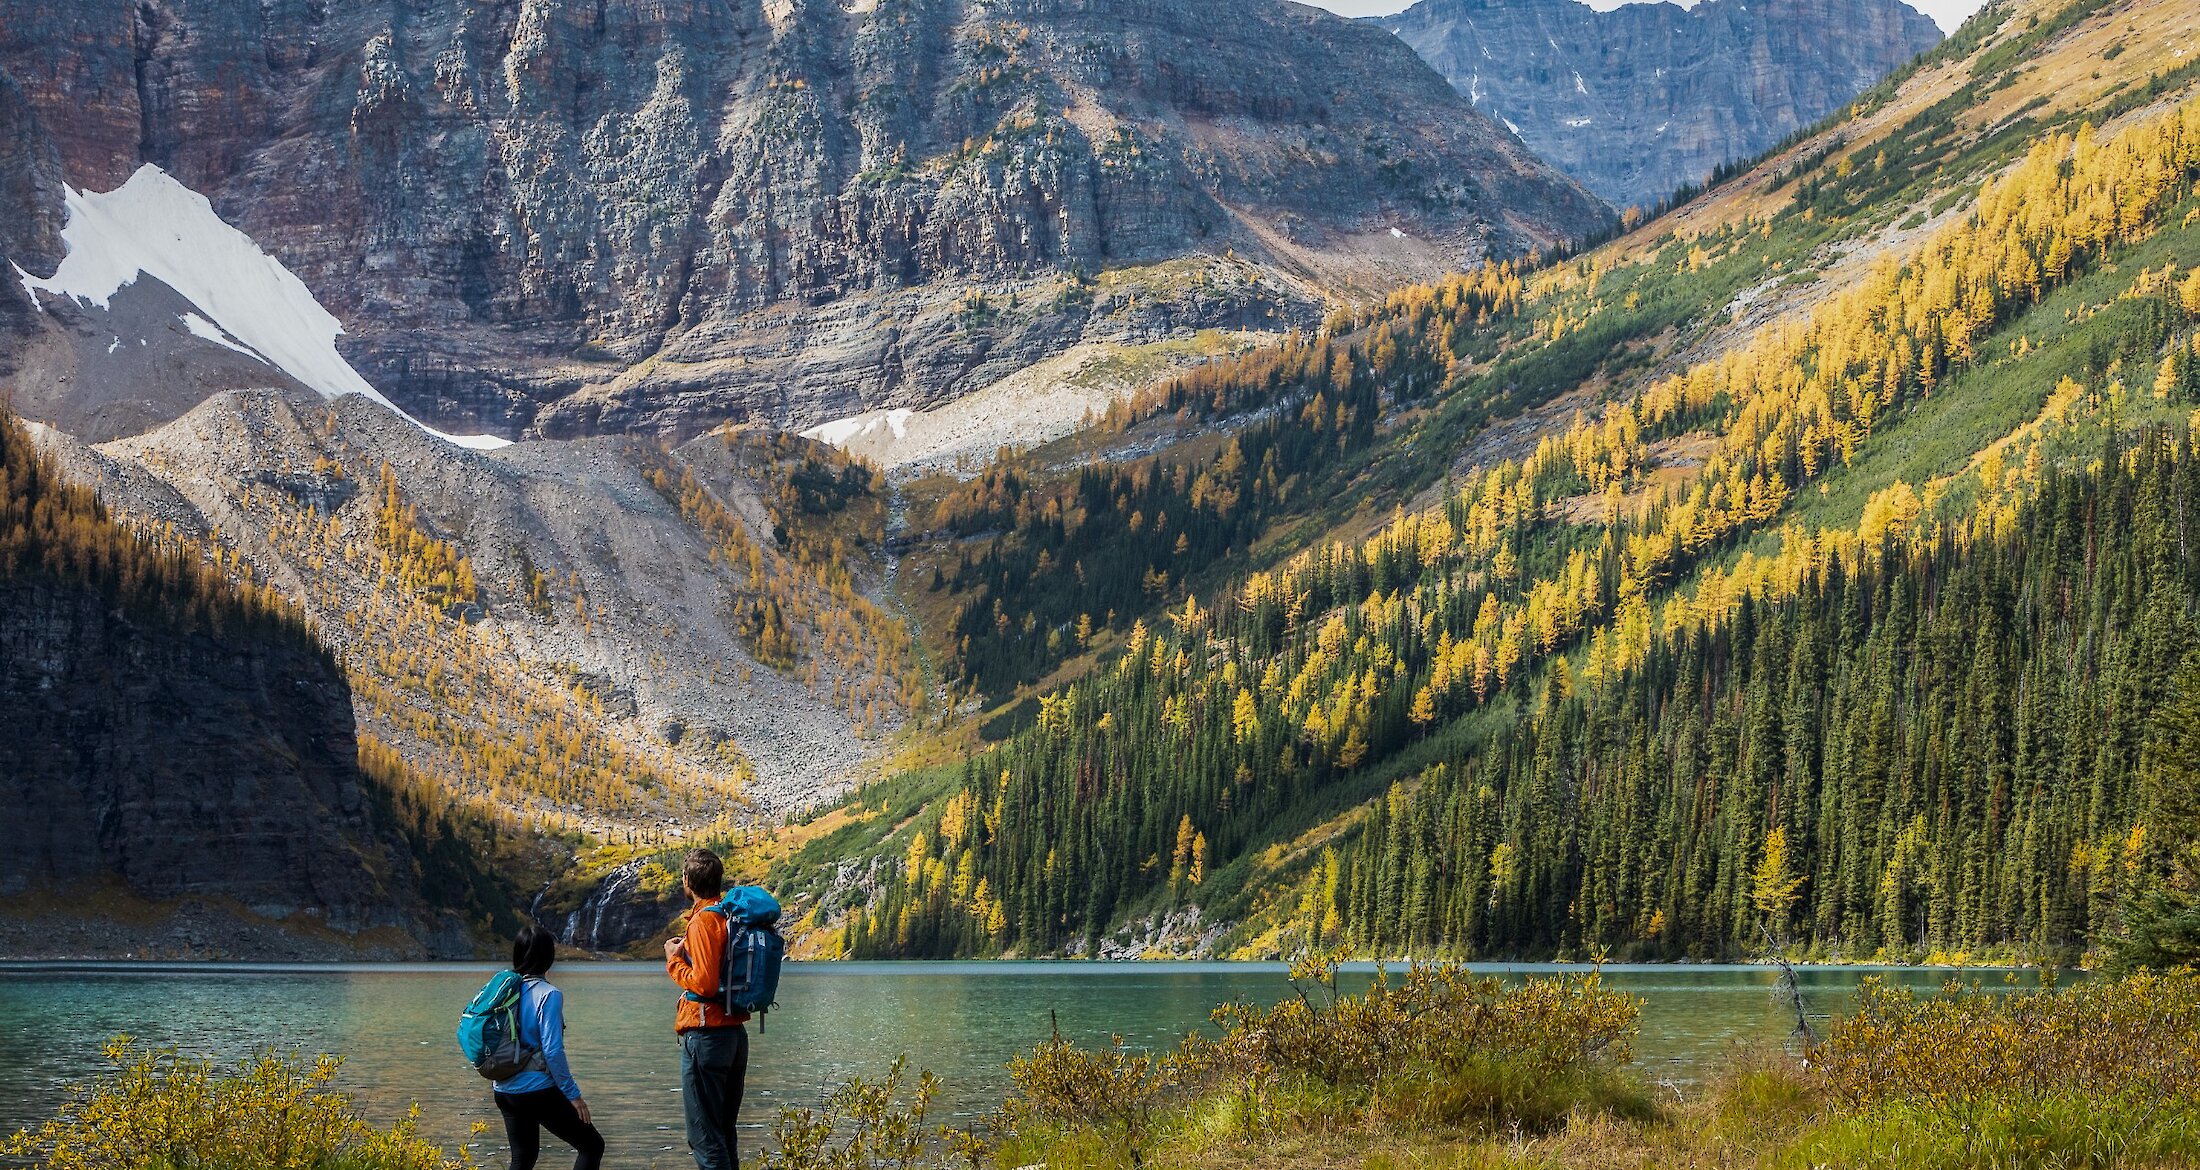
[457,971,546,1080]
[684,886,785,1030]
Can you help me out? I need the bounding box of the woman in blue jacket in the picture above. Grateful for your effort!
[496,924,605,1170]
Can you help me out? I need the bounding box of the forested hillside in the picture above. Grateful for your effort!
[792,0,2200,961]
[1335,441,2200,959]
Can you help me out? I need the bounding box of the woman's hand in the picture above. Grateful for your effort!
[573,1096,592,1125]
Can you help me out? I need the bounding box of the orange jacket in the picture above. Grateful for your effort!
[667,896,752,1033]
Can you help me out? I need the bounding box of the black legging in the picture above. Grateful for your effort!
[494,1087,605,1170]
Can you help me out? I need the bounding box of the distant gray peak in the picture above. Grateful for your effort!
[1382,0,1942,208]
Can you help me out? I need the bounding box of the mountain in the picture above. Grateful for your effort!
[9,0,2195,968]
[3,136,915,819]
[769,0,2200,962]
[0,0,1608,444]
[36,386,916,821]
[1380,0,1944,209]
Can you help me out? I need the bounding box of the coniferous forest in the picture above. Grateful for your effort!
[1337,439,2199,960]
[849,433,2200,960]
[837,91,2200,962]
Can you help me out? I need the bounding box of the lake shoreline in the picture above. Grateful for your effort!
[3,964,2166,1170]
[0,956,2067,974]
[0,961,2045,1158]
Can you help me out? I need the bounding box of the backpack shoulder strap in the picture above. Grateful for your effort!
[517,977,550,1071]
[520,976,542,1024]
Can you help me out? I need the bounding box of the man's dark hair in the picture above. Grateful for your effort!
[684,848,725,899]
[512,923,557,977]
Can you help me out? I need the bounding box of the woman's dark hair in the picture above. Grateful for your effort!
[512,924,557,977]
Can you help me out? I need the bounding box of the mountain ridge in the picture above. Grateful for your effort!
[0,0,1609,443]
[0,406,513,959]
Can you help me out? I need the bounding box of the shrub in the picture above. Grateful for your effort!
[1815,971,2200,1107]
[1763,972,2200,1170]
[992,958,1648,1163]
[1006,1030,1178,1134]
[1,1037,467,1170]
[761,1057,996,1170]
[1187,957,1640,1095]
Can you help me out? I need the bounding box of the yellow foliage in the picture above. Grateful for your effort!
[2,1039,471,1170]
[1817,971,2200,1107]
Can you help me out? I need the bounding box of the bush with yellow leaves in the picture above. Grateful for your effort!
[759,1057,997,1170]
[2,1037,470,1170]
[993,953,1650,1167]
[1815,969,2200,1106]
[1763,971,2200,1170]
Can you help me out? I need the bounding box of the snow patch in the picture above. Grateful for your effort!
[1573,71,1588,95]
[1502,117,1523,136]
[1563,116,1594,128]
[105,337,120,355]
[17,165,509,451]
[803,408,914,447]
[1390,227,1406,239]
[8,263,43,312]
[180,312,267,362]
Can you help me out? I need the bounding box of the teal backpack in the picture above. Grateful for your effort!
[683,886,786,1030]
[457,971,546,1081]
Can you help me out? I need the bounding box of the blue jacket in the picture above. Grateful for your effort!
[494,976,582,1101]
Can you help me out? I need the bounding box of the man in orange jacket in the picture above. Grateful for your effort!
[664,848,750,1170]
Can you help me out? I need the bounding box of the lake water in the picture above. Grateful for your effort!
[0,961,2043,1167]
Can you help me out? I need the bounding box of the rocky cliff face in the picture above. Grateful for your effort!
[1382,0,1942,210]
[0,0,1608,441]
[532,859,689,953]
[0,70,63,370]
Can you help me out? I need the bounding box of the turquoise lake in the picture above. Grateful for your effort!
[0,961,2045,1167]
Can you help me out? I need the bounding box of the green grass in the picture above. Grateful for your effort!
[1772,1093,2200,1170]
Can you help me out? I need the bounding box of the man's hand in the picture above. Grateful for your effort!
[573,1097,592,1126]
[664,936,687,963]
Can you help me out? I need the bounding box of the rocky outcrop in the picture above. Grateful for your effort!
[0,69,61,277]
[0,67,64,363]
[1,580,343,912]
[0,0,1610,442]
[1382,0,1942,209]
